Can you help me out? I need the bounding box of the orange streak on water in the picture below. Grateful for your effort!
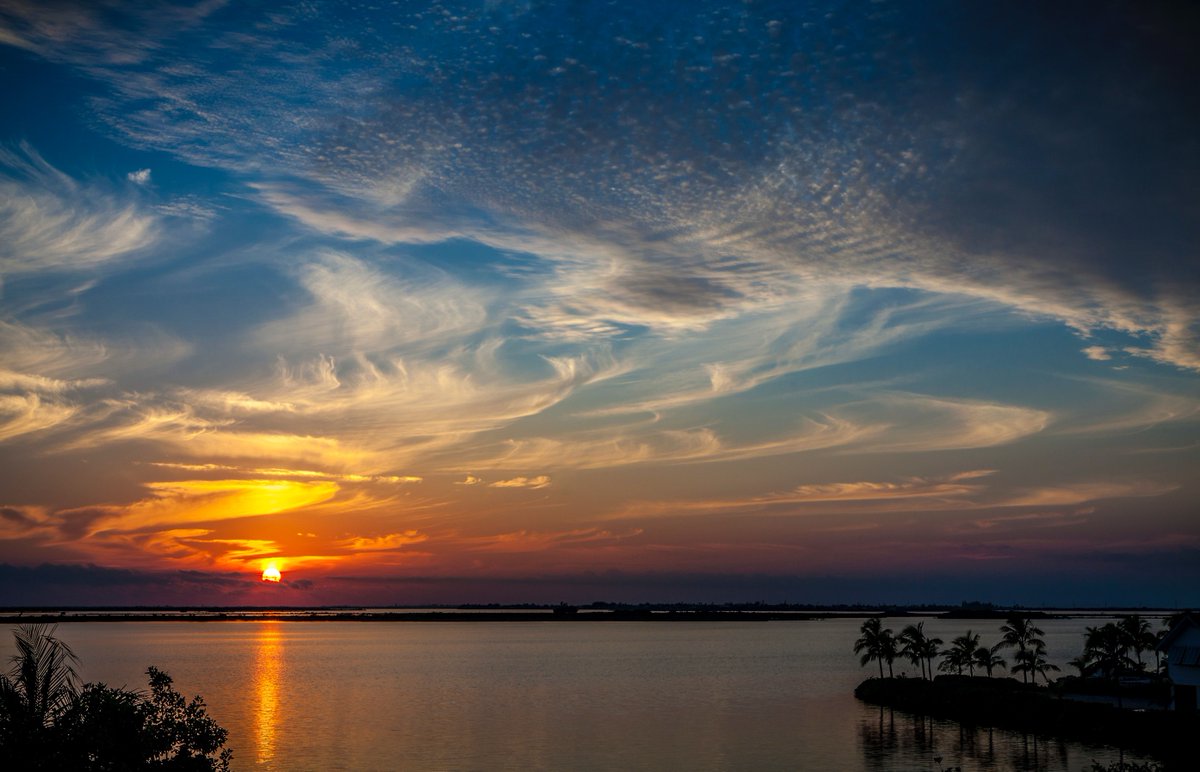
[253,622,283,764]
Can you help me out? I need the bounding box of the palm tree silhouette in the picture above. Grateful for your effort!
[1116,615,1155,671]
[998,615,1046,684]
[1011,642,1060,684]
[0,624,80,736]
[940,630,981,675]
[1084,623,1134,677]
[972,642,1007,677]
[899,622,942,681]
[880,629,898,678]
[854,617,897,679]
[1082,622,1135,708]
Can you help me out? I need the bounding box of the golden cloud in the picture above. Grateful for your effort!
[89,479,340,533]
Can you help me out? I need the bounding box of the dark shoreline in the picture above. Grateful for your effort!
[855,676,1195,769]
[1,605,1176,624]
[1,610,833,623]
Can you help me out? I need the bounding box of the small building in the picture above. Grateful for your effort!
[1158,612,1200,712]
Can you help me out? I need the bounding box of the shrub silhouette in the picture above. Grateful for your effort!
[0,624,231,771]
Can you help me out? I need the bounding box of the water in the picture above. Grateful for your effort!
[36,617,1158,771]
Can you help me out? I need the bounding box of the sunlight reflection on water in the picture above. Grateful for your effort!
[253,622,282,765]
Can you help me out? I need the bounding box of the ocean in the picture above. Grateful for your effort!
[34,615,1159,771]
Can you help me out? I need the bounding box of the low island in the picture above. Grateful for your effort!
[852,614,1198,769]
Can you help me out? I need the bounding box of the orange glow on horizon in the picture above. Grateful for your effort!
[261,563,282,582]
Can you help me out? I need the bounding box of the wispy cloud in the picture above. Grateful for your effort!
[56,396,382,471]
[1050,377,1200,435]
[0,392,79,441]
[839,394,1051,453]
[951,509,1093,534]
[337,530,427,552]
[147,461,421,485]
[87,478,340,533]
[488,475,551,490]
[611,471,994,520]
[0,143,159,275]
[0,1,224,65]
[459,526,642,554]
[460,392,1045,472]
[255,250,489,355]
[0,476,341,571]
[998,480,1178,508]
[610,470,1175,522]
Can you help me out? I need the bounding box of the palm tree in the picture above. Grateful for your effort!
[973,643,1007,677]
[899,622,942,681]
[1156,613,1190,673]
[1116,615,1155,671]
[998,615,1046,684]
[919,633,943,680]
[941,630,982,676]
[1082,622,1136,708]
[937,651,962,675]
[0,624,80,735]
[1011,643,1060,684]
[854,617,897,679]
[1084,623,1134,678]
[879,629,898,678]
[1153,626,1168,673]
[898,623,925,680]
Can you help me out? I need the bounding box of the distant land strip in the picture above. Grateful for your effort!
[3,609,835,623]
[1,604,1180,623]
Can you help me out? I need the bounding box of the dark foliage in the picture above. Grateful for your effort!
[0,625,231,771]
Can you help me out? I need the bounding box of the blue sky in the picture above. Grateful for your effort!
[0,1,1197,606]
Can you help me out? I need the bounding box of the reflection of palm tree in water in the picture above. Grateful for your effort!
[857,704,897,763]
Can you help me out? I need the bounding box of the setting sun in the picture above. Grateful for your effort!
[261,564,282,583]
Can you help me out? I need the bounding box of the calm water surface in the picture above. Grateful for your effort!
[48,617,1157,771]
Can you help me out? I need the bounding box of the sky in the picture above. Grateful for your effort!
[0,0,1197,607]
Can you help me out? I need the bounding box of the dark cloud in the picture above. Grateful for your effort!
[55,507,110,540]
[902,2,1200,286]
[611,268,742,315]
[3,549,1198,606]
[0,506,35,526]
[0,563,256,606]
[319,562,1200,608]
